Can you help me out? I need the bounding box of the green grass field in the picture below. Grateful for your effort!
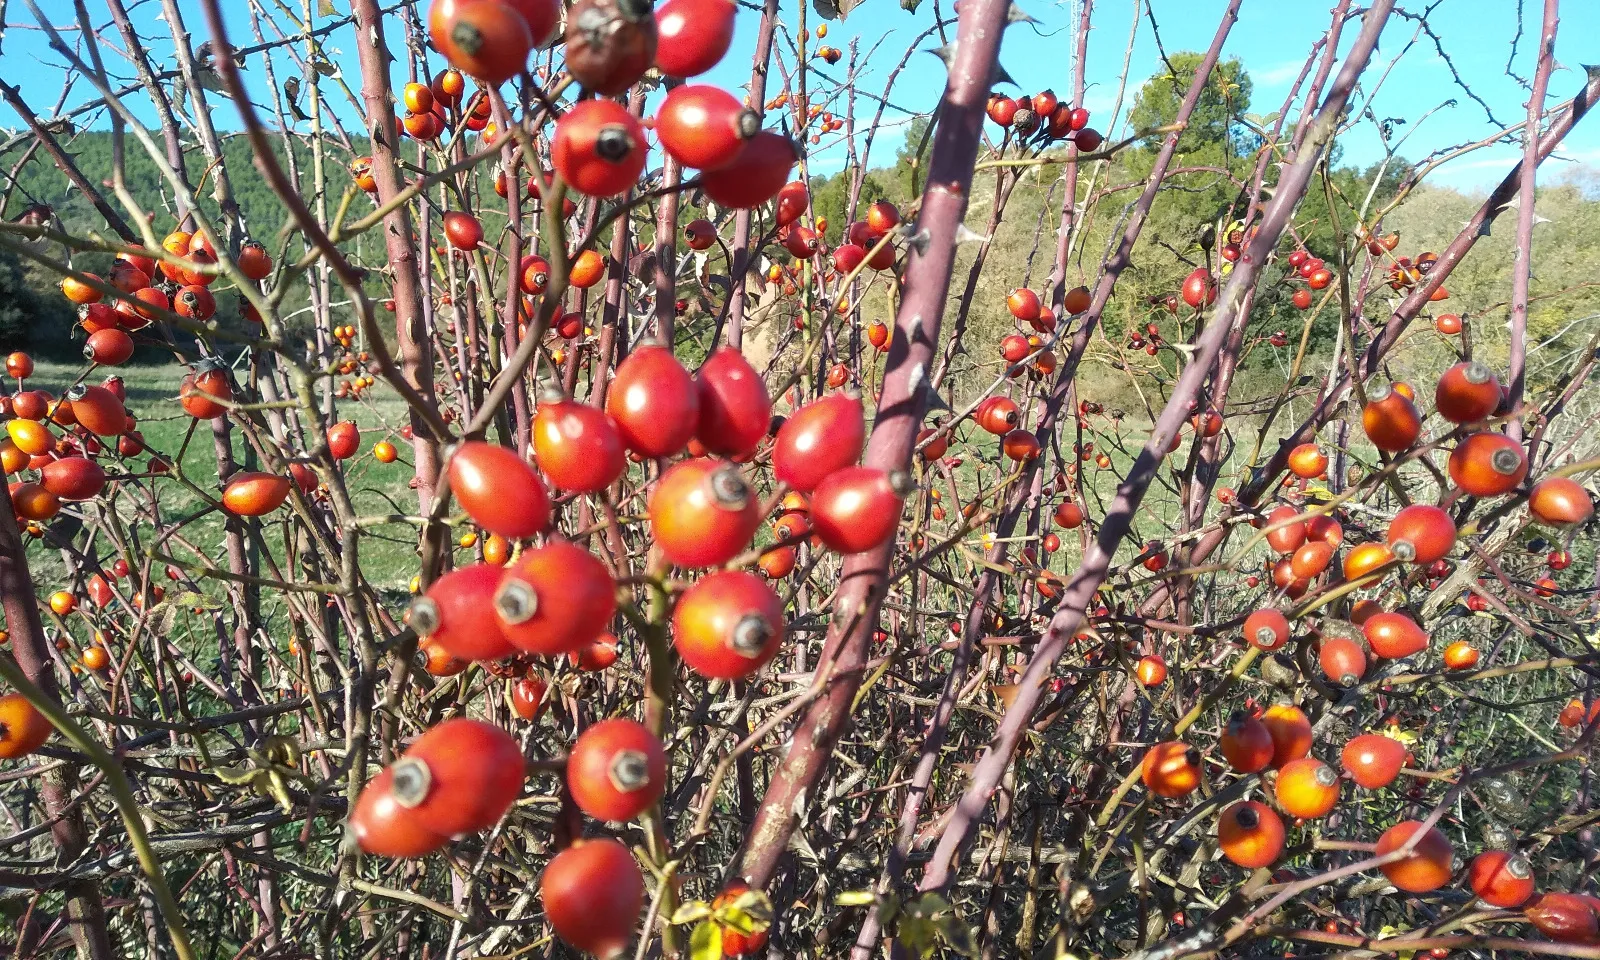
[19,360,428,607]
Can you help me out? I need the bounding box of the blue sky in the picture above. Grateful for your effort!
[2,0,1596,194]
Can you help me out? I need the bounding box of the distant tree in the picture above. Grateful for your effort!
[809,168,890,245]
[889,115,933,200]
[1125,53,1256,227]
[0,247,85,356]
[0,248,40,350]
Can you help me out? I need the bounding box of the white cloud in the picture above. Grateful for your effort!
[1252,61,1308,88]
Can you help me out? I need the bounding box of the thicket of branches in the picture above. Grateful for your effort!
[0,0,1598,959]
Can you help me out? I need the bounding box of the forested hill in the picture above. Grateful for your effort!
[2,130,364,243]
[0,129,367,357]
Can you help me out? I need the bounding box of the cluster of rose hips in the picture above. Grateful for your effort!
[1282,248,1334,309]
[53,228,274,364]
[1386,249,1443,292]
[1102,329,1597,926]
[759,90,848,145]
[2,338,384,671]
[428,0,797,212]
[1004,283,1091,338]
[985,90,1102,150]
[2,222,285,534]
[333,317,904,951]
[1128,321,1165,355]
[699,183,902,291]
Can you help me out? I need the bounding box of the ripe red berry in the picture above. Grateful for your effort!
[1434,361,1502,424]
[696,347,772,457]
[1468,850,1536,908]
[654,84,758,170]
[442,211,484,250]
[551,99,648,198]
[654,0,735,76]
[772,392,865,492]
[430,0,533,86]
[495,540,616,655]
[810,467,908,554]
[382,718,524,837]
[532,396,626,493]
[648,458,759,568]
[672,569,786,679]
[699,131,798,209]
[447,441,551,539]
[349,766,447,857]
[606,344,699,457]
[327,420,360,460]
[1385,503,1455,564]
[566,718,666,821]
[409,564,517,662]
[1181,267,1216,308]
[540,839,643,955]
[1448,432,1528,497]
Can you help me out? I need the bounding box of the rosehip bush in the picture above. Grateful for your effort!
[0,0,1597,958]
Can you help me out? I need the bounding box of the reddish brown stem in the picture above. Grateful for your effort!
[736,0,1015,888]
[0,486,115,960]
[1506,0,1559,444]
[725,0,781,349]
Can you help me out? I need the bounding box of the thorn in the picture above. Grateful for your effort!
[927,41,1015,89]
[1007,3,1038,24]
[906,227,932,255]
[955,223,991,245]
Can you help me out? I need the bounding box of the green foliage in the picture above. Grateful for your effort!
[890,115,933,200]
[0,246,58,351]
[809,168,891,245]
[1125,53,1257,225]
[1,130,364,245]
[835,890,976,958]
[1295,159,1415,254]
[0,130,379,358]
[1384,177,1600,392]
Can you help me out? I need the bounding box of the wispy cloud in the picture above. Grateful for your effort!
[1252,61,1308,88]
[1551,146,1600,164]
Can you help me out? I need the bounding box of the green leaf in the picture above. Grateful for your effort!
[940,916,979,957]
[835,890,879,907]
[262,769,296,813]
[719,906,757,935]
[689,921,722,960]
[899,915,937,958]
[913,892,952,917]
[728,889,773,925]
[670,902,712,926]
[172,591,222,611]
[318,0,337,15]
